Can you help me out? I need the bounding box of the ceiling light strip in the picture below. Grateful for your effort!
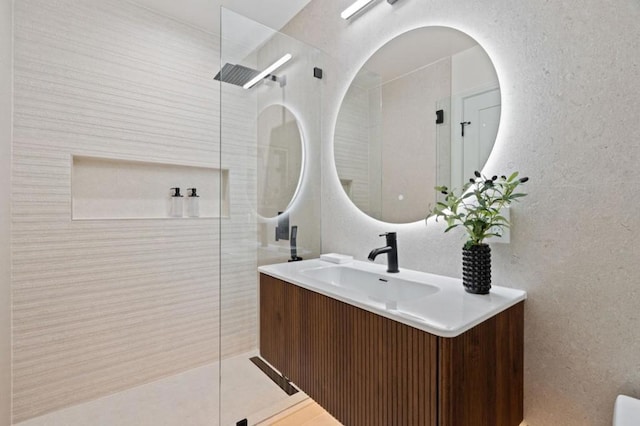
[341,0,375,20]
[243,54,293,89]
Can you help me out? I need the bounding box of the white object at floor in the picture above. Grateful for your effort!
[614,395,640,426]
[320,253,353,264]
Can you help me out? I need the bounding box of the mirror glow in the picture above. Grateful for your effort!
[334,26,501,224]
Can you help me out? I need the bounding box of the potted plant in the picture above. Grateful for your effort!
[427,171,529,294]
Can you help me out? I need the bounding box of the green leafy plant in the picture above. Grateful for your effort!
[427,171,529,249]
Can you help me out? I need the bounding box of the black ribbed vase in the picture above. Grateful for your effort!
[462,243,491,294]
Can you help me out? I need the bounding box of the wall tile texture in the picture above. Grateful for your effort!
[12,0,257,422]
[0,0,12,423]
[283,0,640,425]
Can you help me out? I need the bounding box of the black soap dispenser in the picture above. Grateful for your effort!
[186,188,200,218]
[169,187,183,217]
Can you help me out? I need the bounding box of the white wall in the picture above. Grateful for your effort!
[450,45,499,189]
[283,0,640,424]
[334,82,372,213]
[380,59,449,223]
[8,2,323,422]
[0,0,12,423]
[218,41,259,360]
[254,27,323,266]
[11,0,229,421]
[451,44,498,96]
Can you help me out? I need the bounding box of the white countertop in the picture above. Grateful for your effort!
[258,258,526,338]
[614,395,640,426]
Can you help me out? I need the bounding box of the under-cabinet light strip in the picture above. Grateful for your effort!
[341,0,375,19]
[243,54,293,89]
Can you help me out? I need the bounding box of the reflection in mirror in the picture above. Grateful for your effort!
[257,104,303,218]
[334,26,500,224]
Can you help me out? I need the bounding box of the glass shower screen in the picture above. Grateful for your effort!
[218,8,323,425]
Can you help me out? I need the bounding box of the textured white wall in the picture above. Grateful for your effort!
[218,61,260,357]
[0,0,12,423]
[449,45,499,190]
[9,2,322,421]
[283,0,640,424]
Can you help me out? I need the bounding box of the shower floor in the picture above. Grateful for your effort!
[14,351,308,426]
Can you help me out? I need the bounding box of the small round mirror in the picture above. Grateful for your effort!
[257,104,304,218]
[334,26,501,224]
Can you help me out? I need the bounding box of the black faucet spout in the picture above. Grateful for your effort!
[368,233,399,273]
[368,246,390,261]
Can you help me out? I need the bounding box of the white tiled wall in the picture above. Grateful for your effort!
[9,2,324,422]
[334,81,372,214]
[11,0,256,422]
[0,0,12,423]
[250,19,323,266]
[220,17,323,354]
[220,79,259,357]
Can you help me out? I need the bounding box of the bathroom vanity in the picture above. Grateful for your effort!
[258,259,525,426]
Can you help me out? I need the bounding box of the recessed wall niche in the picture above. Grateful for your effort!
[72,156,229,220]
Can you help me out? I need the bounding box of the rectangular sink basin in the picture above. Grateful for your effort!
[301,264,439,309]
[258,258,527,338]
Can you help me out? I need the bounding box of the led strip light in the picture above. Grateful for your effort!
[243,54,293,89]
[341,0,375,20]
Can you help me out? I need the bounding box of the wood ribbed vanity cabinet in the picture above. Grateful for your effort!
[259,274,524,426]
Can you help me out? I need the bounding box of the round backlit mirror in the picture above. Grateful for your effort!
[257,104,304,218]
[334,26,501,224]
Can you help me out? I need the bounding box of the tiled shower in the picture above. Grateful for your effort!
[8,1,323,424]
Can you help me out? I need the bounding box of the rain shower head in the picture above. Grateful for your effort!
[215,54,292,89]
[214,63,261,87]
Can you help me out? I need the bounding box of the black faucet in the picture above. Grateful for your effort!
[368,232,399,273]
